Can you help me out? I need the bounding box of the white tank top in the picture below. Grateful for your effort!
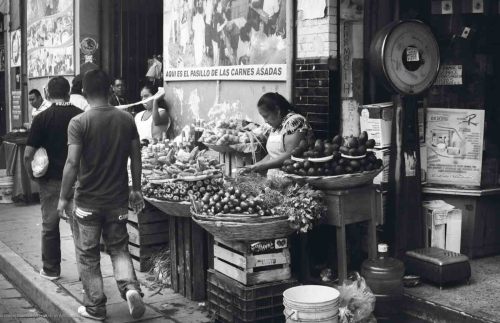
[135,110,154,141]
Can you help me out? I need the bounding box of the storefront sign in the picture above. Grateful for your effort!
[425,108,485,187]
[164,64,285,81]
[163,0,286,81]
[27,0,74,78]
[11,91,22,127]
[434,65,462,85]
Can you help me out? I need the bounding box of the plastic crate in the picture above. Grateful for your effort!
[207,269,297,323]
[207,269,297,300]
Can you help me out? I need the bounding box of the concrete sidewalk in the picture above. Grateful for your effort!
[0,203,211,323]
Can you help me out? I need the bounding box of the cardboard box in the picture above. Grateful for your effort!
[423,200,462,253]
[373,148,390,184]
[359,102,393,148]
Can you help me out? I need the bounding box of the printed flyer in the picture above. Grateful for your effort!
[425,108,485,187]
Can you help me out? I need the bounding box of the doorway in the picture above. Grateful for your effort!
[113,0,163,103]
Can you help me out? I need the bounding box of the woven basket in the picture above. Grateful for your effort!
[285,167,383,190]
[191,210,295,241]
[145,197,191,217]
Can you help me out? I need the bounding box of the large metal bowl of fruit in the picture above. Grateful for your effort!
[282,132,383,190]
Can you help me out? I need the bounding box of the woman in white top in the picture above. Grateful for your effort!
[69,74,90,111]
[134,84,171,141]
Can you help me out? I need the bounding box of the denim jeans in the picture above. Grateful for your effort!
[71,206,141,317]
[38,179,74,276]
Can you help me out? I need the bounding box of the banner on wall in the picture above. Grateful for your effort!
[27,0,74,78]
[164,0,287,81]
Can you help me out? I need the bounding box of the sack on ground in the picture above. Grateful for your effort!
[338,272,376,323]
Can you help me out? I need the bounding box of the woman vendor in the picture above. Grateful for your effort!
[242,92,311,176]
[134,84,171,141]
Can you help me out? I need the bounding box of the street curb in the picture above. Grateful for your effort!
[0,240,93,323]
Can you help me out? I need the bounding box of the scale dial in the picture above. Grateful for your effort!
[370,20,440,96]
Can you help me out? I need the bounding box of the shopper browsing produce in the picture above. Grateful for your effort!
[240,92,311,177]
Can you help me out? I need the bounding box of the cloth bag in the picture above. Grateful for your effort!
[32,147,49,178]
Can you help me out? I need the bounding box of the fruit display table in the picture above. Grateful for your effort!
[323,185,378,284]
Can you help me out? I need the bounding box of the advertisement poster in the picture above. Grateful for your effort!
[425,108,485,187]
[27,0,74,78]
[10,29,21,67]
[164,0,287,81]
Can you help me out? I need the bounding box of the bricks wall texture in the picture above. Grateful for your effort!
[296,0,338,59]
[294,0,339,139]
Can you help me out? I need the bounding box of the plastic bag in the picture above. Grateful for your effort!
[338,272,377,323]
[32,147,49,178]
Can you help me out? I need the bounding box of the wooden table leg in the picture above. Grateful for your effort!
[368,190,378,260]
[336,224,347,285]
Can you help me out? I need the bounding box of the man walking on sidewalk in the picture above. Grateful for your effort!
[24,76,83,281]
[57,70,146,321]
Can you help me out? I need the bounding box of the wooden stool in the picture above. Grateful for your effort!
[323,185,378,284]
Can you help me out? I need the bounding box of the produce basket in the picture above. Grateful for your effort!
[285,167,383,190]
[191,209,295,241]
[145,197,192,217]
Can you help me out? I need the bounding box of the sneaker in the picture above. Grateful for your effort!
[126,290,145,319]
[78,306,105,321]
[39,269,60,281]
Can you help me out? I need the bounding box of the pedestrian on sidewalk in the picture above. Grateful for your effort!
[57,69,146,321]
[24,76,83,281]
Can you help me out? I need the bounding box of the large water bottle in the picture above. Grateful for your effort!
[361,243,405,321]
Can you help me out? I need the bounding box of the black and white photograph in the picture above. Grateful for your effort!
[1,1,500,323]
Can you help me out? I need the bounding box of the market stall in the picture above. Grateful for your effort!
[0,130,39,203]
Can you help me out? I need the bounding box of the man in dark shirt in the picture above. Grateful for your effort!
[58,70,145,321]
[24,76,83,281]
[108,77,128,106]
[108,77,143,116]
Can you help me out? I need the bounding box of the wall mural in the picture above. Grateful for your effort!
[164,0,287,81]
[27,0,74,78]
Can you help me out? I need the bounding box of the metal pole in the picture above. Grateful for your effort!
[20,0,27,124]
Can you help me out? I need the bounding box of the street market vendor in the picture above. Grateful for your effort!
[241,92,310,177]
[134,84,171,142]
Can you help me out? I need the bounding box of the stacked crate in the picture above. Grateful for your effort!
[207,269,297,323]
[127,202,169,272]
[208,237,297,322]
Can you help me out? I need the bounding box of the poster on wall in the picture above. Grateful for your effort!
[27,0,74,78]
[425,108,485,187]
[164,0,287,81]
[10,29,21,67]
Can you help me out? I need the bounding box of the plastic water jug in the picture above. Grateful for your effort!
[361,243,404,320]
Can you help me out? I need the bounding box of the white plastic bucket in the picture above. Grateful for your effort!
[0,175,14,204]
[283,285,340,322]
